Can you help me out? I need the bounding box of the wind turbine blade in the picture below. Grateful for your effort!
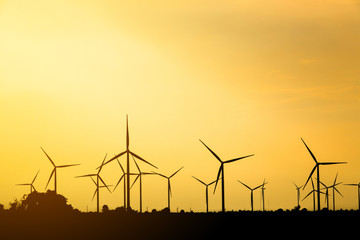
[192,176,206,186]
[208,179,218,186]
[90,176,97,186]
[131,155,141,173]
[170,166,184,178]
[335,187,344,197]
[57,164,80,168]
[319,162,347,165]
[104,151,126,165]
[92,189,98,201]
[345,183,358,186]
[32,185,37,192]
[213,165,223,194]
[253,184,264,191]
[45,168,55,189]
[131,175,140,189]
[319,180,327,188]
[293,181,299,189]
[199,139,222,162]
[117,159,125,174]
[98,153,108,173]
[16,183,31,186]
[126,115,129,149]
[40,147,56,167]
[98,176,111,193]
[224,154,254,164]
[238,180,252,190]
[130,151,157,169]
[151,171,168,179]
[303,165,317,190]
[302,190,314,201]
[301,138,317,163]
[32,170,40,184]
[168,180,172,197]
[75,174,97,178]
[333,172,338,185]
[113,175,125,191]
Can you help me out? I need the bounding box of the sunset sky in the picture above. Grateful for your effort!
[1,0,359,212]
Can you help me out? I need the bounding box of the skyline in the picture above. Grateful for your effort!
[1,0,360,212]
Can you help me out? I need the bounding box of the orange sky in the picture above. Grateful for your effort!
[0,0,359,212]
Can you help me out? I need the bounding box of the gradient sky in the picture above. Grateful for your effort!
[1,0,359,212]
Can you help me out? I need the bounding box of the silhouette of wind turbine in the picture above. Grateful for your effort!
[328,173,343,211]
[302,187,325,210]
[192,176,217,213]
[199,139,254,212]
[260,179,267,211]
[293,182,303,208]
[301,138,346,211]
[16,170,40,194]
[76,154,111,213]
[153,166,184,211]
[113,159,126,209]
[130,155,155,213]
[103,115,157,211]
[238,180,266,211]
[41,147,80,194]
[319,180,331,209]
[345,182,360,210]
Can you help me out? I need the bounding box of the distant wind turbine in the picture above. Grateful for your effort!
[238,180,266,211]
[260,179,267,211]
[199,139,254,212]
[16,170,40,194]
[345,182,360,210]
[327,173,343,211]
[153,166,184,211]
[301,138,346,211]
[293,182,303,208]
[319,180,331,209]
[113,159,126,208]
[76,154,111,213]
[41,147,80,194]
[102,115,157,211]
[130,155,156,213]
[192,176,217,213]
[301,178,318,211]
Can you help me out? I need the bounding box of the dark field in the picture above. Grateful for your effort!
[1,209,359,240]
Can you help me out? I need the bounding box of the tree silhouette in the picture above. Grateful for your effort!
[9,190,74,214]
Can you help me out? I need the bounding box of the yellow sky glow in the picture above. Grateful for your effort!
[0,0,359,212]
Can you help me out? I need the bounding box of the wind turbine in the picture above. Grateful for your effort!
[192,176,217,213]
[319,180,331,209]
[102,115,157,211]
[345,182,360,210]
[293,182,303,208]
[130,155,155,213]
[328,174,343,211]
[16,170,40,194]
[261,179,267,211]
[238,180,266,211]
[76,154,111,213]
[199,139,254,212]
[90,177,113,202]
[153,166,184,211]
[302,177,317,211]
[41,147,80,194]
[301,138,347,211]
[302,187,325,210]
[113,159,126,209]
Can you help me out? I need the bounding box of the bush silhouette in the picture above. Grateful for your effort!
[10,190,74,214]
